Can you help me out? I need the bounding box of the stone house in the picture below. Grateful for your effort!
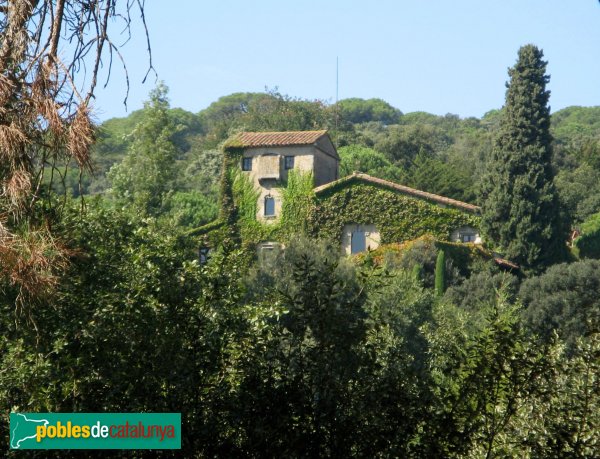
[233,130,339,223]
[202,130,481,256]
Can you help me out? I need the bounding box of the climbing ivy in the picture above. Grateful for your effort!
[219,146,243,225]
[230,169,273,244]
[309,183,479,244]
[280,170,315,236]
[227,165,316,246]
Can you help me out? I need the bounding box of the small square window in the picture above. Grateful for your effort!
[264,196,275,216]
[242,157,252,171]
[284,156,295,170]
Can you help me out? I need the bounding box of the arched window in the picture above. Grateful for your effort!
[264,195,275,217]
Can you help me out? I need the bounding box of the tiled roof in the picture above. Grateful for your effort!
[493,257,520,270]
[314,172,481,214]
[226,130,328,148]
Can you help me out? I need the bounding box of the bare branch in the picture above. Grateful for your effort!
[0,0,152,311]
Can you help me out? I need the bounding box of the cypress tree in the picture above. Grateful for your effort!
[435,250,446,297]
[480,45,567,268]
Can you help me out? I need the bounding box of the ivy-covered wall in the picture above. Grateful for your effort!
[309,183,480,244]
[227,162,315,246]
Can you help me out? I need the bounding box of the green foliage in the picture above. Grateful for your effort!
[163,190,218,228]
[408,152,476,202]
[0,198,244,458]
[574,211,600,259]
[483,332,600,458]
[108,82,180,215]
[230,168,265,243]
[180,147,222,196]
[219,237,370,456]
[89,105,204,195]
[89,109,147,192]
[412,263,423,282]
[280,169,315,235]
[435,250,446,296]
[337,97,402,125]
[2,208,599,457]
[311,182,480,245]
[197,91,274,143]
[555,164,600,223]
[200,89,333,148]
[520,259,600,349]
[423,292,552,457]
[444,264,519,315]
[238,89,332,133]
[371,238,441,286]
[551,105,600,146]
[356,236,488,288]
[338,144,404,182]
[480,45,567,268]
[374,123,452,169]
[226,164,315,245]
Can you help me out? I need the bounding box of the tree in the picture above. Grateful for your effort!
[337,98,402,125]
[109,82,180,215]
[408,152,476,202]
[0,0,150,306]
[374,123,451,169]
[520,259,600,349]
[555,163,600,223]
[338,145,404,182]
[574,211,600,259]
[480,45,567,268]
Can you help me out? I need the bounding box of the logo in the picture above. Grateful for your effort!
[9,413,181,450]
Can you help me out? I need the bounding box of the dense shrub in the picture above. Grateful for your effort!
[574,211,600,259]
[520,259,600,348]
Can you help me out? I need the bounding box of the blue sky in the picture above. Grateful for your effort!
[90,1,600,121]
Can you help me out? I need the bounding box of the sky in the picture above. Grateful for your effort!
[89,0,600,121]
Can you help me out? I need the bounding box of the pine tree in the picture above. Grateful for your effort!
[109,82,180,215]
[480,45,566,268]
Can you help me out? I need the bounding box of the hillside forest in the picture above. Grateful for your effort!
[2,47,600,457]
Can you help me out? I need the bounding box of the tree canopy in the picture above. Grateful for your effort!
[337,97,402,125]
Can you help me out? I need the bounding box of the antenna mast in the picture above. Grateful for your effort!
[336,56,339,105]
[335,56,339,146]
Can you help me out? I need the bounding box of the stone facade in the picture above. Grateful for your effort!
[236,131,339,222]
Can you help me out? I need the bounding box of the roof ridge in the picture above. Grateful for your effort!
[239,129,328,133]
[314,173,480,213]
[225,129,331,149]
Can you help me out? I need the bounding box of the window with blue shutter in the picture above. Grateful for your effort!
[242,157,252,171]
[264,196,275,216]
[351,230,366,254]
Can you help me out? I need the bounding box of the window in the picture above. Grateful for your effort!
[461,233,477,243]
[351,230,366,254]
[242,157,252,171]
[264,195,275,216]
[284,155,295,170]
[258,242,282,264]
[199,246,210,265]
